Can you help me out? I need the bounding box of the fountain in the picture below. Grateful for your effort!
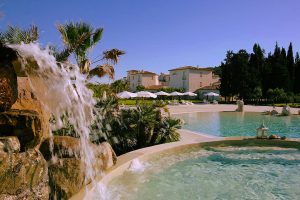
[0,43,116,199]
[256,121,268,139]
[235,99,244,112]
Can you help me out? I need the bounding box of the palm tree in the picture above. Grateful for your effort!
[56,21,125,79]
[0,25,39,44]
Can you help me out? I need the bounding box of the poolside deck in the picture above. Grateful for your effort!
[168,104,299,115]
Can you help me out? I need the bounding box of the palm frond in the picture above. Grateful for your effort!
[103,48,125,64]
[88,63,115,79]
[0,25,39,44]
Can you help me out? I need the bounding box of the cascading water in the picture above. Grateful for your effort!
[9,43,103,199]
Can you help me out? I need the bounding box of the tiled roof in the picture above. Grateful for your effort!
[169,66,213,71]
[127,70,157,75]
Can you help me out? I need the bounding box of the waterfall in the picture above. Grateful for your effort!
[9,43,101,199]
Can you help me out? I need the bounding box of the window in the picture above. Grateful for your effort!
[200,72,203,77]
[182,71,186,80]
[200,82,202,87]
[132,76,134,80]
[173,72,177,75]
[152,76,154,80]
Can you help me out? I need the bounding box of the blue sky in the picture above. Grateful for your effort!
[1,0,300,81]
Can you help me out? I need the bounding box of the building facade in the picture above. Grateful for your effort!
[168,66,220,92]
[127,66,220,92]
[127,70,159,91]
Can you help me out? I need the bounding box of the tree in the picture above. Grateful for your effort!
[136,85,146,91]
[252,87,262,104]
[248,44,264,88]
[56,21,125,79]
[220,51,234,101]
[0,25,39,44]
[287,43,295,92]
[295,53,300,94]
[111,79,129,93]
[269,44,290,91]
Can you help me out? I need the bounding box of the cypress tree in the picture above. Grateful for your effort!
[287,42,295,91]
[270,44,289,91]
[295,52,300,94]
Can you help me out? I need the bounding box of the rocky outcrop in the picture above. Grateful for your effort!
[0,109,43,151]
[0,44,18,112]
[40,136,117,199]
[11,77,50,144]
[0,149,48,200]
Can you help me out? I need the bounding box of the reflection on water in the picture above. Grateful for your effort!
[173,112,300,138]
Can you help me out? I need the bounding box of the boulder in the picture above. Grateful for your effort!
[281,106,291,116]
[0,149,48,200]
[11,77,51,143]
[40,136,117,199]
[269,134,280,139]
[0,109,42,151]
[0,44,18,112]
[0,136,20,153]
[270,109,279,115]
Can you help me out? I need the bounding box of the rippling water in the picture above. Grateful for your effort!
[107,147,300,200]
[173,112,300,138]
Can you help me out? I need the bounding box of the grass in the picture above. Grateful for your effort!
[118,99,203,105]
[272,103,300,108]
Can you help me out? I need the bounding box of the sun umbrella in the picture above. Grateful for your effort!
[183,92,197,96]
[169,91,184,96]
[136,91,157,98]
[204,92,219,97]
[155,91,170,96]
[116,91,137,99]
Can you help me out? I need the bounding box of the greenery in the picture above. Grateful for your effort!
[55,22,125,79]
[91,101,182,155]
[0,25,39,44]
[220,43,300,103]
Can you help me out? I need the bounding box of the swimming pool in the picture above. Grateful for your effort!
[106,146,300,200]
[172,112,300,138]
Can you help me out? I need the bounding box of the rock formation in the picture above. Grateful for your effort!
[0,44,18,112]
[40,136,117,199]
[0,44,118,200]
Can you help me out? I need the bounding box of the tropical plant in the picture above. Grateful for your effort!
[157,117,182,144]
[0,25,39,44]
[110,79,129,93]
[56,21,125,79]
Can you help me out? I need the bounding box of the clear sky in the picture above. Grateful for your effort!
[1,0,300,81]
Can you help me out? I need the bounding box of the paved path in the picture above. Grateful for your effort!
[168,104,299,115]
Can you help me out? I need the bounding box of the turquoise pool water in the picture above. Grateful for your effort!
[173,112,300,138]
[107,147,300,200]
